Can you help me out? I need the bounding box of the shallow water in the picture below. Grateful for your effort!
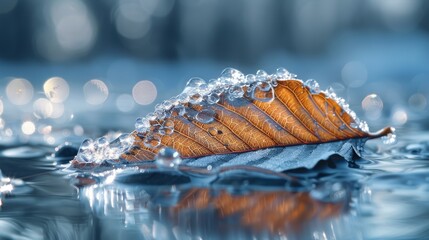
[0,128,428,240]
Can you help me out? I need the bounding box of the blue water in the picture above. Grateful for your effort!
[0,128,428,240]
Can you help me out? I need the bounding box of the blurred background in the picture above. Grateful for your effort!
[0,0,428,144]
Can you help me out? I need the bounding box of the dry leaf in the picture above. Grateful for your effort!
[122,80,391,162]
[72,68,393,168]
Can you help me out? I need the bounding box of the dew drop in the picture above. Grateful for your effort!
[195,109,216,124]
[160,120,175,135]
[118,133,134,150]
[177,92,189,103]
[207,93,220,104]
[324,87,337,99]
[186,77,206,88]
[256,69,268,81]
[95,137,109,148]
[276,67,290,79]
[155,147,182,169]
[382,133,397,145]
[245,74,256,84]
[304,79,320,94]
[173,105,186,116]
[154,109,167,120]
[250,82,275,102]
[184,77,206,93]
[161,100,173,111]
[208,127,222,136]
[135,117,150,133]
[188,93,203,105]
[228,85,244,100]
[143,134,161,148]
[146,113,157,121]
[220,68,244,84]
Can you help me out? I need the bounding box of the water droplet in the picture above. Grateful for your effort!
[155,147,182,169]
[154,109,167,120]
[305,79,320,94]
[256,69,268,81]
[276,67,290,79]
[144,134,161,148]
[160,120,175,135]
[77,138,94,162]
[135,117,150,133]
[119,133,134,150]
[177,92,189,103]
[228,85,244,100]
[173,105,186,116]
[95,137,109,149]
[220,68,244,84]
[188,93,203,105]
[250,82,275,102]
[245,74,256,84]
[208,127,222,136]
[195,109,216,124]
[184,77,206,94]
[382,132,397,145]
[146,113,157,121]
[162,100,173,111]
[207,93,220,104]
[324,87,337,99]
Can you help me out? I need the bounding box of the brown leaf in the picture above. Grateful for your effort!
[122,79,392,162]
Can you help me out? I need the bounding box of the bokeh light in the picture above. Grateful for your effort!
[49,102,65,119]
[43,77,70,103]
[33,98,54,119]
[6,78,34,105]
[362,94,383,121]
[116,94,135,112]
[35,0,97,61]
[21,121,36,135]
[83,79,109,105]
[408,93,427,111]
[73,125,84,136]
[132,80,157,105]
[392,108,408,126]
[341,61,367,88]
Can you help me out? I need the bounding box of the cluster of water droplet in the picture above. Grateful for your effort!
[134,67,297,149]
[75,133,135,164]
[308,79,370,133]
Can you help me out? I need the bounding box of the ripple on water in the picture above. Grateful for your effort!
[0,146,46,159]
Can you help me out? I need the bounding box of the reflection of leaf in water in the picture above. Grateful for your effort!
[173,188,346,233]
[123,80,391,161]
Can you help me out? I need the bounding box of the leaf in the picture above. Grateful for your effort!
[72,68,393,169]
[121,80,391,162]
